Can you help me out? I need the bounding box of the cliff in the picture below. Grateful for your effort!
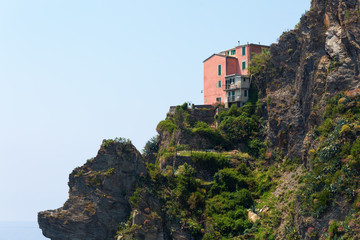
[38,139,146,240]
[256,0,360,160]
[38,0,360,239]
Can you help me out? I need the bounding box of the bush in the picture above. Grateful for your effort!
[238,163,251,175]
[247,138,266,157]
[105,168,115,177]
[206,190,253,236]
[101,137,132,148]
[191,122,225,148]
[218,115,257,147]
[191,152,230,175]
[156,120,178,134]
[173,107,190,129]
[317,118,334,136]
[249,50,272,76]
[143,136,159,163]
[207,189,254,215]
[211,168,249,193]
[203,232,221,240]
[351,138,360,158]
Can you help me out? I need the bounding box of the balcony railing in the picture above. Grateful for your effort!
[225,96,244,103]
[225,83,241,90]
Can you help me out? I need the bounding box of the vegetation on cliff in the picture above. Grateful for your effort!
[39,0,360,239]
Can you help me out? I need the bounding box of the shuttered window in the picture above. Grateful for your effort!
[218,65,221,76]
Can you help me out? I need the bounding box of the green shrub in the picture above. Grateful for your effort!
[218,115,257,146]
[188,191,205,210]
[173,107,190,129]
[191,152,230,175]
[129,187,143,208]
[179,102,189,111]
[249,50,272,76]
[105,168,115,177]
[101,137,132,148]
[156,119,178,134]
[207,189,254,215]
[317,118,334,136]
[314,189,332,217]
[191,122,225,148]
[319,142,340,162]
[206,190,253,236]
[247,138,266,157]
[238,163,251,175]
[142,136,159,163]
[203,231,221,240]
[211,168,249,193]
[351,138,360,158]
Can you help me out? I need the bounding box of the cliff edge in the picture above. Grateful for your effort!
[38,139,146,240]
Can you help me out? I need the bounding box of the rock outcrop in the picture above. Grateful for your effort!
[257,0,360,161]
[38,139,146,240]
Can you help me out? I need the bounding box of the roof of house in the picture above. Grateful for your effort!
[202,54,237,63]
[203,43,270,63]
[224,74,248,78]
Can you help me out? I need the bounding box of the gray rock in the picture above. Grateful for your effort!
[38,139,147,240]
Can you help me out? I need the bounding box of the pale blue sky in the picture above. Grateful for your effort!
[0,0,310,222]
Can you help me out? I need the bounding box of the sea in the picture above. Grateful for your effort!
[0,222,47,240]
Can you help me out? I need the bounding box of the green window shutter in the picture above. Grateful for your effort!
[231,50,236,55]
[218,81,221,88]
[242,47,246,56]
[242,61,246,70]
[218,65,221,76]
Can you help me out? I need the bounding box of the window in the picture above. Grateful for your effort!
[242,47,246,56]
[231,50,236,55]
[244,90,248,97]
[242,61,246,70]
[216,97,221,102]
[218,81,221,88]
[218,65,221,76]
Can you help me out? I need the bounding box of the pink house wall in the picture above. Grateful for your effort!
[204,55,229,105]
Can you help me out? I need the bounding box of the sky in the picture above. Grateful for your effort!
[0,0,310,222]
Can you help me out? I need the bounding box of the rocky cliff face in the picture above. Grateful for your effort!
[38,139,146,240]
[257,0,360,161]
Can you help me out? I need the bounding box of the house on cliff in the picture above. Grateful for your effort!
[203,43,269,108]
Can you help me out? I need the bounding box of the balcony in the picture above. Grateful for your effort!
[225,96,241,103]
[225,82,241,90]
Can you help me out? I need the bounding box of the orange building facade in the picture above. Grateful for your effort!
[203,43,269,107]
